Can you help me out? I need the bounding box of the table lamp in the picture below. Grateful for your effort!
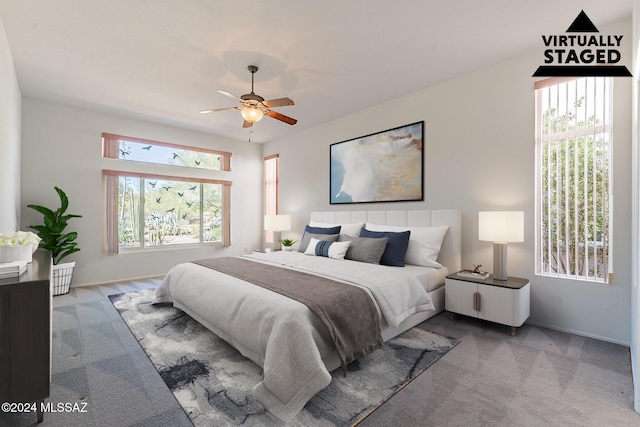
[479,211,524,281]
[264,214,291,251]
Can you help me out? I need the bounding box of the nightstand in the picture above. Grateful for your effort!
[445,273,530,336]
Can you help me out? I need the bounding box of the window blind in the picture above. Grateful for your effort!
[535,77,611,282]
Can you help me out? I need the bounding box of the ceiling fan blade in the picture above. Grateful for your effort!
[242,119,253,128]
[218,90,243,101]
[266,110,297,125]
[262,97,295,108]
[199,106,238,114]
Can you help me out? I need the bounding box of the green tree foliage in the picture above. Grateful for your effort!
[115,140,224,247]
[117,177,222,247]
[539,97,609,279]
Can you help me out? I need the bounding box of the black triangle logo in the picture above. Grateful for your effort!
[566,10,599,32]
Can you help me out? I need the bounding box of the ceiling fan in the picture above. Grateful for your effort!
[200,65,297,128]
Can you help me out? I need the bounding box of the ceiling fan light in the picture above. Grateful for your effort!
[241,107,264,123]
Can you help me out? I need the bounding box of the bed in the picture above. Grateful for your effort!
[154,209,461,421]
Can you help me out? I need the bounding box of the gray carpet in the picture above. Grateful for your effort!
[358,313,640,427]
[2,279,639,426]
[108,289,458,426]
[0,279,192,427]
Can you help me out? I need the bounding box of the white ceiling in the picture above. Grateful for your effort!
[0,1,632,143]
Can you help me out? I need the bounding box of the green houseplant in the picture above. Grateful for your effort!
[280,238,297,251]
[27,187,82,295]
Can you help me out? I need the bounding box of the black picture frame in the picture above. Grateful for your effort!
[330,121,424,204]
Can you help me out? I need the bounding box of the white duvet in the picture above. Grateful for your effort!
[154,251,434,421]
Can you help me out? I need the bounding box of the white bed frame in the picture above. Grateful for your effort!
[310,210,461,341]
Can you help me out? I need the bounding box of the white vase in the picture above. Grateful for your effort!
[282,246,293,252]
[0,244,35,263]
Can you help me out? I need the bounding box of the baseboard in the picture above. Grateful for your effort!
[70,274,165,288]
[526,319,630,347]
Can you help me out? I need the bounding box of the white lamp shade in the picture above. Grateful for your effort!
[264,214,291,232]
[241,107,264,123]
[478,211,524,243]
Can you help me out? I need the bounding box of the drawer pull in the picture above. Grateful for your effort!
[473,292,481,312]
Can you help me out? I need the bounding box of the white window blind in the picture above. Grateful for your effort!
[534,77,612,282]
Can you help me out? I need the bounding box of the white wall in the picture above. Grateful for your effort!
[0,17,21,233]
[631,0,640,412]
[265,18,633,345]
[20,98,264,285]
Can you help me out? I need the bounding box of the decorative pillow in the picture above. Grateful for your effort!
[304,238,351,260]
[298,226,341,252]
[365,222,449,268]
[338,234,388,264]
[359,228,411,267]
[309,220,364,237]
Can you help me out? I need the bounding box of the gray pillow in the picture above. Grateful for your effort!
[338,235,389,264]
[298,232,340,253]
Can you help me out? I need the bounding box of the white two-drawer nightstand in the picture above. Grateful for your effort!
[445,273,530,336]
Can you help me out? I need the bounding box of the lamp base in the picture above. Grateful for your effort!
[272,231,282,251]
[493,242,508,281]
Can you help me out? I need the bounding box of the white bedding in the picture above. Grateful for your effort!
[154,251,435,421]
[403,263,449,292]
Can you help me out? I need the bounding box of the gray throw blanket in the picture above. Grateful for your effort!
[192,257,383,374]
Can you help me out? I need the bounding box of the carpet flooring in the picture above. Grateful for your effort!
[359,313,639,427]
[108,288,457,426]
[1,278,639,426]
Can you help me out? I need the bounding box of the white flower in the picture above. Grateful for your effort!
[0,231,41,247]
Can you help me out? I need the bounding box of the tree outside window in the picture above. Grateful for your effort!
[535,77,611,282]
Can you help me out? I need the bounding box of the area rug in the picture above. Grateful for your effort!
[109,289,458,426]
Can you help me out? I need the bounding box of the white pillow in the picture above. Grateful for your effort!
[304,238,351,260]
[309,220,364,237]
[365,222,449,268]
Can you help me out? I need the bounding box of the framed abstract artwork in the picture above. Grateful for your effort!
[330,121,424,204]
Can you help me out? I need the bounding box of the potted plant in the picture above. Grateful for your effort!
[280,238,297,251]
[27,187,82,295]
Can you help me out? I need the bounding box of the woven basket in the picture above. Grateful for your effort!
[52,261,75,296]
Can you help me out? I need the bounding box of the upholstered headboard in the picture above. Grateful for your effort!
[309,210,461,273]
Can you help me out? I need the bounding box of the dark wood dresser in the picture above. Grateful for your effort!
[0,250,51,422]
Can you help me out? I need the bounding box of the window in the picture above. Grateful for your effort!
[534,77,612,282]
[102,134,231,253]
[102,133,230,170]
[264,154,279,243]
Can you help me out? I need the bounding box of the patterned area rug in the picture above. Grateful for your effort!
[109,289,458,426]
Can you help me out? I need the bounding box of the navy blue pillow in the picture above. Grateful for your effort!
[359,228,411,267]
[304,225,341,235]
